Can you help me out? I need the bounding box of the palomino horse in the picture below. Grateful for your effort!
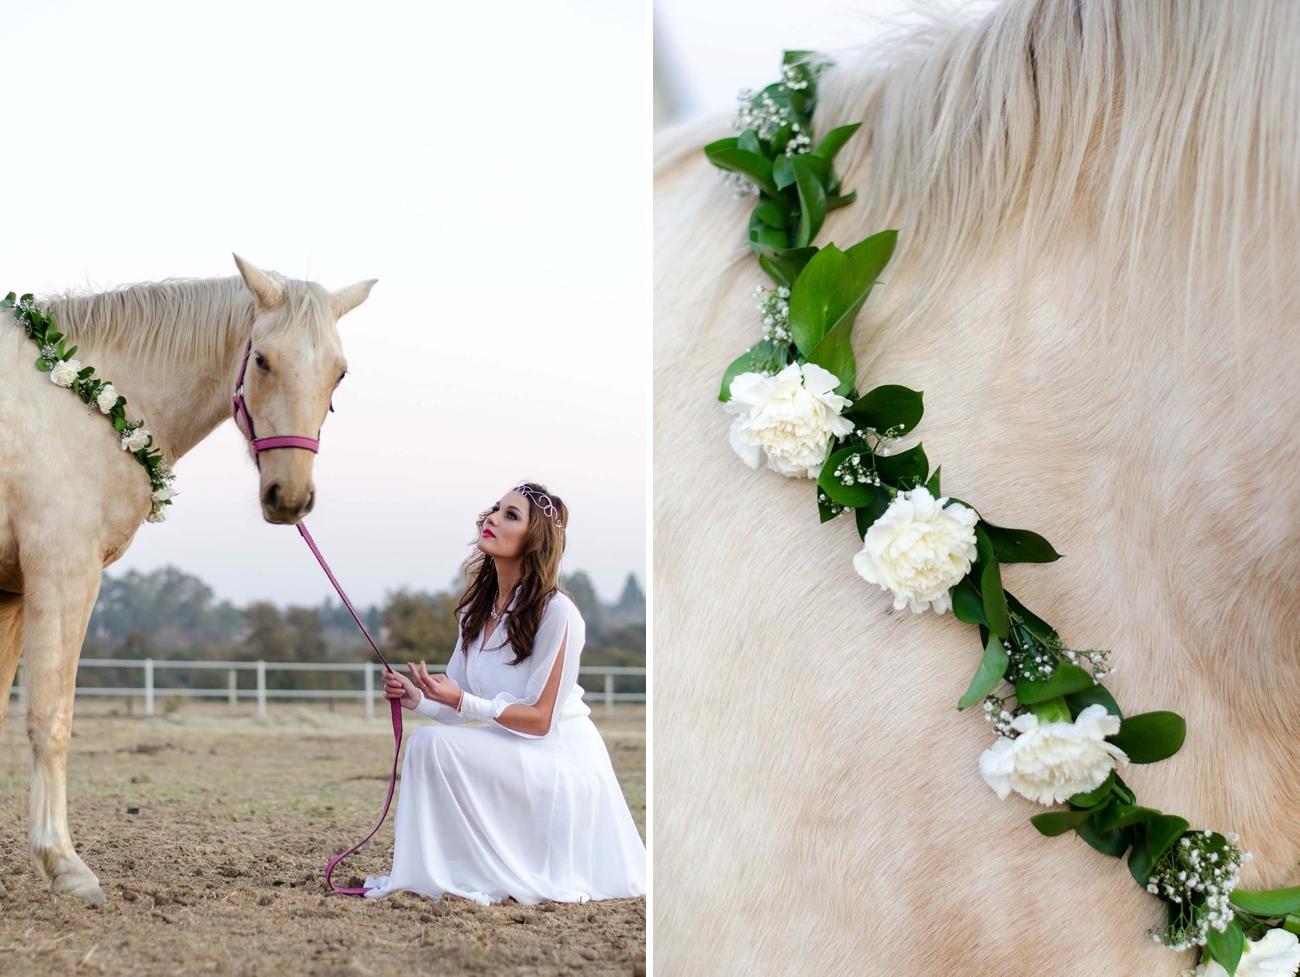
[0,256,374,901]
[654,1,1300,973]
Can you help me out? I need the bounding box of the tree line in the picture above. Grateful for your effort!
[79,566,645,696]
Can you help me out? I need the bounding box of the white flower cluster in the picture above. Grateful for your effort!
[725,362,853,477]
[1148,830,1250,951]
[49,358,82,387]
[96,383,120,414]
[979,704,1127,805]
[755,284,791,344]
[734,87,793,141]
[831,452,881,491]
[853,487,978,614]
[121,426,151,453]
[724,171,759,198]
[1187,928,1300,977]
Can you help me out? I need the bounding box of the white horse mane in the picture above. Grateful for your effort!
[43,274,337,367]
[660,0,1300,337]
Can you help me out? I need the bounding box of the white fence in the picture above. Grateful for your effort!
[9,659,646,719]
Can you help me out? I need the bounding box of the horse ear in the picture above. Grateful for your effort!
[232,253,285,311]
[331,279,378,319]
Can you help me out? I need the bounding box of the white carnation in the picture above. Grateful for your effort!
[145,505,168,524]
[96,384,119,413]
[121,428,151,452]
[724,362,854,478]
[979,704,1127,805]
[151,487,175,502]
[852,486,978,613]
[1195,929,1300,977]
[49,358,82,387]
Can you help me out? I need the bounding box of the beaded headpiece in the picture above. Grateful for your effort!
[515,483,565,530]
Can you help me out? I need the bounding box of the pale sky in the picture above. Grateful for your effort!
[2,0,648,607]
[655,0,992,123]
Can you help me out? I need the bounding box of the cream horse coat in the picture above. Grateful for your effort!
[0,256,374,901]
[654,1,1300,973]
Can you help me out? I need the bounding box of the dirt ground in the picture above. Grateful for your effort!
[0,699,646,976]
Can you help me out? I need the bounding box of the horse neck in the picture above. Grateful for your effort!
[44,279,255,462]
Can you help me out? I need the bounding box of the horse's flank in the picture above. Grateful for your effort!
[654,1,1300,973]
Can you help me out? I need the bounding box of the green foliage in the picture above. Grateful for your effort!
[1108,712,1186,764]
[957,630,1008,710]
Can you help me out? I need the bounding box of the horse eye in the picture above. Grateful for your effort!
[254,353,270,371]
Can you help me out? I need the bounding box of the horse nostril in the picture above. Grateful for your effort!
[304,490,315,515]
[263,483,281,511]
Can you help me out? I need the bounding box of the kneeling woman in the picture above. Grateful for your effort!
[367,482,646,905]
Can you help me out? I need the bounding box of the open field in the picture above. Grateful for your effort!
[0,700,646,976]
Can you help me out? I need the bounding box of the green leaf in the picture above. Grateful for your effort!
[77,366,94,379]
[1108,711,1186,764]
[875,444,928,489]
[1206,920,1244,977]
[706,146,780,198]
[845,385,924,437]
[750,242,818,287]
[1005,593,1059,643]
[1065,682,1123,720]
[818,445,877,508]
[773,154,796,190]
[1077,817,1131,858]
[36,358,53,371]
[1093,802,1161,832]
[792,156,827,247]
[112,414,127,432]
[805,316,857,393]
[925,466,941,496]
[958,630,1009,710]
[817,482,842,524]
[980,520,1062,564]
[1283,915,1300,936]
[1128,817,1190,885]
[1030,809,1092,837]
[47,330,63,344]
[787,244,852,354]
[812,123,861,161]
[1229,886,1300,917]
[951,577,988,626]
[1028,696,1072,724]
[843,231,897,295]
[1015,662,1096,705]
[1068,772,1115,809]
[825,191,857,212]
[718,341,788,402]
[981,554,1010,640]
[737,129,763,156]
[754,200,790,229]
[769,123,794,156]
[64,345,77,359]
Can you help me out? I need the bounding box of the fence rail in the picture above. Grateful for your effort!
[9,659,646,719]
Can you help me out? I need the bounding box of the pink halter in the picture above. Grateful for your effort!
[231,334,401,896]
[230,338,330,462]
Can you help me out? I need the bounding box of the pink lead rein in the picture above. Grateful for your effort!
[232,337,403,896]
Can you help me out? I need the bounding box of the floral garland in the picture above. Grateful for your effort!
[2,291,176,523]
[707,53,1300,977]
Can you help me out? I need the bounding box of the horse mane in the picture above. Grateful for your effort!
[661,0,1300,333]
[42,274,337,368]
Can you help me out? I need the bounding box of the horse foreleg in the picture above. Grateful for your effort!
[0,591,22,731]
[23,569,104,902]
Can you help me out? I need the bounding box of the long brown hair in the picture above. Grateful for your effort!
[455,482,569,665]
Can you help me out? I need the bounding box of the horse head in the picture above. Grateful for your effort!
[232,254,375,524]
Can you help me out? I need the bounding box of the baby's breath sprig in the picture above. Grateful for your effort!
[1,291,176,523]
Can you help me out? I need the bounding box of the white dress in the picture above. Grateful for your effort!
[363,592,646,905]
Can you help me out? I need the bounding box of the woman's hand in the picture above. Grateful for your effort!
[382,668,421,711]
[410,661,462,709]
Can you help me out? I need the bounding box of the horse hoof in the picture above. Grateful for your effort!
[51,868,105,903]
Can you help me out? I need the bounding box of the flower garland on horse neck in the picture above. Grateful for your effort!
[707,52,1300,977]
[2,292,176,524]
